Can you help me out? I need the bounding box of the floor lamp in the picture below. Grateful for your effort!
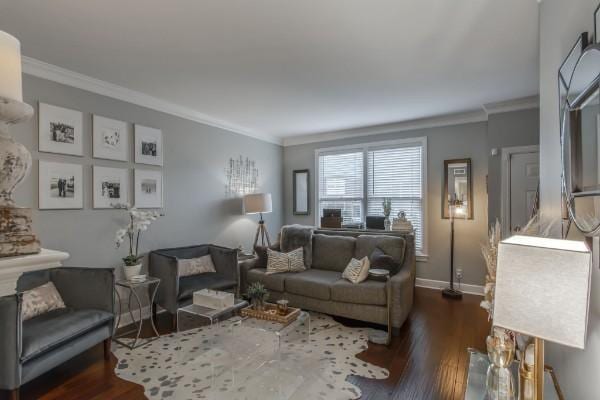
[243,193,272,249]
[442,197,464,299]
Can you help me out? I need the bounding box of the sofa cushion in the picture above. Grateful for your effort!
[331,279,387,306]
[178,273,236,301]
[311,234,356,272]
[355,235,406,266]
[284,269,341,300]
[370,247,401,275]
[280,225,314,268]
[21,308,113,362]
[246,268,293,292]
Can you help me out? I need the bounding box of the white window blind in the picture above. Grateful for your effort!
[318,151,363,224]
[367,145,423,250]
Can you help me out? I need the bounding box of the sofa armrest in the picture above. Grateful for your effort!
[209,245,238,282]
[0,294,22,390]
[51,267,115,315]
[389,263,415,330]
[149,251,179,314]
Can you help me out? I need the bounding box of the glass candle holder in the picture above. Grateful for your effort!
[276,299,289,315]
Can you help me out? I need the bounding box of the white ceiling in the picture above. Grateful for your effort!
[0,1,540,143]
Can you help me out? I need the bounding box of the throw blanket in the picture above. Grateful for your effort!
[280,224,314,268]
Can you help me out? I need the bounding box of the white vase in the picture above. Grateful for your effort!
[123,263,143,280]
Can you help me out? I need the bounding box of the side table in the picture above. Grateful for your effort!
[368,268,391,346]
[113,277,161,349]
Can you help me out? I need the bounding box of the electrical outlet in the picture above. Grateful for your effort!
[456,268,463,280]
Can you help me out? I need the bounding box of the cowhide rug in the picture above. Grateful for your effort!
[113,312,389,400]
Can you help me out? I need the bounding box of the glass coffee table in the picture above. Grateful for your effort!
[176,298,248,331]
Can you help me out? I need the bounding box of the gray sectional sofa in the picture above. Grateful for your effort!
[240,229,416,332]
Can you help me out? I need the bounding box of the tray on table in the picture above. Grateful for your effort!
[240,302,301,325]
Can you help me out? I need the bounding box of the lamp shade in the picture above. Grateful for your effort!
[0,31,23,102]
[243,193,272,214]
[493,235,592,349]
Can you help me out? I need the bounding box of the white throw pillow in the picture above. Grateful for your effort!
[342,257,370,284]
[21,281,66,321]
[266,248,306,275]
[178,254,217,277]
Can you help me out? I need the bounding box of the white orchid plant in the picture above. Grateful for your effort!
[114,204,160,266]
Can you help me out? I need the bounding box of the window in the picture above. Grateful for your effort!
[316,137,427,254]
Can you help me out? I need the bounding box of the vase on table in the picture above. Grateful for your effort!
[485,331,516,400]
[123,263,142,280]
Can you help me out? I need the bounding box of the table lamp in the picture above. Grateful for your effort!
[493,235,592,400]
[243,193,272,248]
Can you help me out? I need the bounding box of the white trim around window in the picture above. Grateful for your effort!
[314,136,428,258]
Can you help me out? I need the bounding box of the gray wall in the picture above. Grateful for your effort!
[12,75,283,273]
[283,121,490,286]
[487,109,540,225]
[539,0,600,398]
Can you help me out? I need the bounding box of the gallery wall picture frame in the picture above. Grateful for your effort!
[134,169,163,209]
[93,115,129,161]
[39,160,83,210]
[293,169,310,215]
[134,124,163,166]
[93,166,130,209]
[38,103,83,156]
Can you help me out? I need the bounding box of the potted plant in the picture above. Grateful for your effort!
[247,282,269,311]
[114,204,160,280]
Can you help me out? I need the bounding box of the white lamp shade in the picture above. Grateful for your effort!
[493,235,592,349]
[243,193,272,214]
[0,31,23,102]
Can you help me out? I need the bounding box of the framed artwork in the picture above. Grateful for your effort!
[293,169,310,215]
[93,115,129,161]
[93,166,129,209]
[135,125,163,166]
[134,169,163,208]
[595,2,600,44]
[39,161,83,209]
[38,103,83,156]
[443,158,473,219]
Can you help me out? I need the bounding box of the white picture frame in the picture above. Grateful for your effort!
[134,169,163,208]
[38,103,83,156]
[135,125,163,166]
[93,166,129,209]
[93,115,129,161]
[39,161,83,209]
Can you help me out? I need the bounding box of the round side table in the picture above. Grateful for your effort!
[368,268,391,346]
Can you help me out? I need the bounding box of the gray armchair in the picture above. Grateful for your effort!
[149,244,238,330]
[0,267,115,400]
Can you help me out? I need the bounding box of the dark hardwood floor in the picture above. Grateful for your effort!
[7,287,489,400]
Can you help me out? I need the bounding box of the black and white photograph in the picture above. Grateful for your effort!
[93,115,129,161]
[135,124,163,166]
[39,161,83,209]
[93,166,129,208]
[39,103,83,156]
[134,169,163,208]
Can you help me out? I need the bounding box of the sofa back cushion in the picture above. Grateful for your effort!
[311,234,356,272]
[355,235,406,266]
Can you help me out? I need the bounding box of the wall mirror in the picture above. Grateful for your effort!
[293,169,310,215]
[443,159,473,219]
[560,34,600,235]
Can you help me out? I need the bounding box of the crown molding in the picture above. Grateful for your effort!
[483,95,539,115]
[283,109,488,147]
[21,57,282,145]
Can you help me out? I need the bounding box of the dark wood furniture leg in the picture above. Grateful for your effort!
[103,338,111,361]
[172,313,177,331]
[8,389,19,400]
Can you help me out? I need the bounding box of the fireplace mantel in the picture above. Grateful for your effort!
[0,249,70,296]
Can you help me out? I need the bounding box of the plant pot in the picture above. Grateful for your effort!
[123,263,142,280]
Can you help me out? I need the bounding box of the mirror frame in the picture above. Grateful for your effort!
[442,158,473,219]
[293,169,310,215]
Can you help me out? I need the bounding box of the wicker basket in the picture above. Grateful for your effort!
[240,302,301,325]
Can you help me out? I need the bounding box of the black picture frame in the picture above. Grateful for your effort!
[595,2,600,44]
[442,158,473,219]
[293,169,310,215]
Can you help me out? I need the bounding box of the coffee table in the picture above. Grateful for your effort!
[176,298,248,332]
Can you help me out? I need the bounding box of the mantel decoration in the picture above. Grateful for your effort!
[225,155,258,196]
[382,197,392,230]
[0,30,40,257]
[114,204,160,280]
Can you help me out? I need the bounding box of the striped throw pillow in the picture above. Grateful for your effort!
[342,257,370,284]
[266,248,306,275]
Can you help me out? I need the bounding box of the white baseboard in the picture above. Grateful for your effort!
[416,278,484,296]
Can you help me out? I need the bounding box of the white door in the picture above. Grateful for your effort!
[509,151,539,234]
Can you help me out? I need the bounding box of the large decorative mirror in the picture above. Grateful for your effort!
[560,32,600,235]
[443,159,473,219]
[293,169,310,215]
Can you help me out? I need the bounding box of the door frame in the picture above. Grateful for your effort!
[500,145,540,238]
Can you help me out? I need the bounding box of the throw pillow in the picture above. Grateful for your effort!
[178,254,217,277]
[266,248,306,275]
[342,256,370,284]
[369,247,400,274]
[21,281,66,321]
